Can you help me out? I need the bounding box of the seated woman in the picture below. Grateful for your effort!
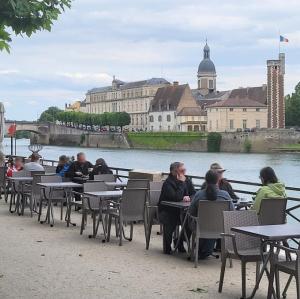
[91,158,112,177]
[253,167,286,213]
[158,162,195,254]
[56,155,71,178]
[6,157,24,177]
[189,170,234,260]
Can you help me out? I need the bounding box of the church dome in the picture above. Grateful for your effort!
[197,43,216,75]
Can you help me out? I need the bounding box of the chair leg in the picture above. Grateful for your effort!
[80,212,85,235]
[296,276,300,299]
[241,261,247,299]
[38,198,43,222]
[107,215,112,242]
[256,262,260,285]
[218,257,227,293]
[229,258,233,268]
[194,233,199,268]
[282,275,293,299]
[119,219,123,246]
[275,267,281,299]
[146,222,152,250]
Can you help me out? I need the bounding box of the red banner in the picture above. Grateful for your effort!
[8,123,16,137]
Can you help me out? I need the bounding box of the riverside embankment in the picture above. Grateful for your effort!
[34,128,300,153]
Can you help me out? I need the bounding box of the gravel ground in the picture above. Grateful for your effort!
[0,199,295,299]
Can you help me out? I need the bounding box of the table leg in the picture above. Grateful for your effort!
[65,189,76,227]
[267,242,275,299]
[173,210,189,252]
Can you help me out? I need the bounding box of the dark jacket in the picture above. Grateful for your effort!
[66,161,93,180]
[158,174,196,213]
[56,163,71,178]
[202,178,239,200]
[91,165,113,176]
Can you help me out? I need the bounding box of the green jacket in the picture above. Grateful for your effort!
[253,182,286,213]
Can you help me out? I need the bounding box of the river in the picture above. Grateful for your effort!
[2,138,300,189]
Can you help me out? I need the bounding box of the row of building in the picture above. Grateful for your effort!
[66,43,285,132]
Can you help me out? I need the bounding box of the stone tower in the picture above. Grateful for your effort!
[197,42,217,95]
[267,53,285,128]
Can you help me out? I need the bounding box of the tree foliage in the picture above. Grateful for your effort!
[285,82,300,127]
[39,106,63,122]
[207,132,222,152]
[0,0,72,52]
[42,109,132,130]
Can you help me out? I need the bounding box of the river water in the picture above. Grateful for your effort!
[2,138,300,189]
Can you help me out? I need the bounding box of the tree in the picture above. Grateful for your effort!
[285,82,300,127]
[116,112,131,131]
[0,0,72,52]
[38,106,62,122]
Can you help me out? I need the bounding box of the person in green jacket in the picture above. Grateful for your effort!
[253,167,286,213]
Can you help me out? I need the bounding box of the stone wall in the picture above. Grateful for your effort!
[220,129,300,152]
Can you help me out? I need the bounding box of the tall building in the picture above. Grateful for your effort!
[197,42,217,95]
[84,77,169,130]
[267,53,285,128]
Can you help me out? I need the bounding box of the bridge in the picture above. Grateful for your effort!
[5,121,50,135]
[4,121,88,145]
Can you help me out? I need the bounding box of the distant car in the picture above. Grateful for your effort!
[243,128,251,133]
[236,128,243,133]
[250,128,257,132]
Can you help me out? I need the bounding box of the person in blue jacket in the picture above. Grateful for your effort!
[56,155,71,177]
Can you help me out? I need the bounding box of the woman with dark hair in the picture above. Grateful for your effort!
[189,170,233,259]
[253,167,286,212]
[91,158,113,178]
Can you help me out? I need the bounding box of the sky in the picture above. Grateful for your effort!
[1,0,300,120]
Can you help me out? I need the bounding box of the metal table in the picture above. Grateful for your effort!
[231,224,300,299]
[37,182,82,227]
[160,201,191,252]
[84,190,123,239]
[8,177,33,215]
[105,182,127,189]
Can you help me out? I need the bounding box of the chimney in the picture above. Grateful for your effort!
[173,81,179,86]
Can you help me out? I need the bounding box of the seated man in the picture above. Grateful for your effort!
[189,170,234,259]
[56,155,71,178]
[66,152,93,182]
[24,153,44,172]
[158,162,195,254]
[202,163,239,201]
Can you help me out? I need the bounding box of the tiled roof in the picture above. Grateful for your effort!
[150,84,188,112]
[207,96,267,108]
[229,86,267,105]
[87,78,169,94]
[177,107,207,116]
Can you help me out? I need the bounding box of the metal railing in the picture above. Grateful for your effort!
[6,155,300,223]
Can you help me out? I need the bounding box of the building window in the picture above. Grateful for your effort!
[216,120,219,129]
[256,108,260,112]
[187,125,193,131]
[229,108,234,112]
[167,115,171,122]
[209,80,214,89]
[149,115,154,122]
[243,108,247,112]
[230,119,234,130]
[256,119,261,128]
[158,115,162,122]
[242,119,247,129]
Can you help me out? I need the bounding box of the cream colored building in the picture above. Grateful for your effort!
[65,101,82,112]
[207,94,268,132]
[148,83,207,132]
[84,77,169,130]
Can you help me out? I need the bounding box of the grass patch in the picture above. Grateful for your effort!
[278,144,300,150]
[127,132,206,149]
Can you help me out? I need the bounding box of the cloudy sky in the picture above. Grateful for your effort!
[1,0,300,120]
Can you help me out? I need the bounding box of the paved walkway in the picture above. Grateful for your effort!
[0,200,295,299]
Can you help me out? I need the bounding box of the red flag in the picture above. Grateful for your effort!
[8,123,16,137]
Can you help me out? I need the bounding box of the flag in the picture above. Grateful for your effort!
[7,123,16,137]
[280,35,289,42]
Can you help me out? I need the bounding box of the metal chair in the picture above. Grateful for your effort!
[93,174,116,182]
[218,210,261,299]
[189,200,232,268]
[258,197,287,225]
[127,179,149,189]
[79,181,108,237]
[273,244,300,299]
[0,166,7,201]
[43,165,57,174]
[145,189,161,250]
[37,175,64,223]
[107,188,148,246]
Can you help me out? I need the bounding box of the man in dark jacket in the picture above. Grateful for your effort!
[158,162,195,254]
[201,163,239,201]
[66,152,93,182]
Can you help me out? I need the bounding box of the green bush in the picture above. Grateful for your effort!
[243,138,252,153]
[207,132,222,152]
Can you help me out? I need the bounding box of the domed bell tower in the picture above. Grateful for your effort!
[197,42,217,95]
